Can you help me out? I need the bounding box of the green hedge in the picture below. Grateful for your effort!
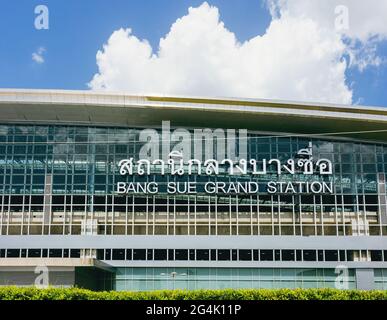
[0,287,386,300]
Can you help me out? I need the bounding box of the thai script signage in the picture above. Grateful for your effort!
[116,142,334,195]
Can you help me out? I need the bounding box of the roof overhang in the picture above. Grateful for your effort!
[1,89,387,143]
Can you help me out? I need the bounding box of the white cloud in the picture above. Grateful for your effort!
[89,1,387,105]
[32,47,46,64]
[268,0,387,72]
[268,0,387,42]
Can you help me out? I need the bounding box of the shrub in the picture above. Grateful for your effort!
[0,287,386,300]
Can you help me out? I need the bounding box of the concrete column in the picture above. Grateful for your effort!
[378,173,387,224]
[43,174,52,225]
[356,268,374,290]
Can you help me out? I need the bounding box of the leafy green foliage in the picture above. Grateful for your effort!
[0,287,386,300]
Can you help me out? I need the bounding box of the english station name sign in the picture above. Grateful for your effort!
[116,142,334,195]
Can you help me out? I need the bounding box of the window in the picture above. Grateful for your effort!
[347,250,354,261]
[282,250,295,261]
[70,249,80,258]
[104,249,111,260]
[303,250,316,261]
[28,249,41,258]
[97,249,104,260]
[275,250,281,261]
[217,250,230,261]
[154,249,167,261]
[175,249,188,260]
[260,250,273,261]
[239,250,252,261]
[196,250,209,261]
[370,250,383,261]
[189,249,195,260]
[253,250,259,261]
[49,249,62,258]
[339,250,346,261]
[318,250,324,261]
[232,249,238,261]
[112,249,125,260]
[133,249,146,260]
[325,250,338,261]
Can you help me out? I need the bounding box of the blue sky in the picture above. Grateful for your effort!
[0,0,386,107]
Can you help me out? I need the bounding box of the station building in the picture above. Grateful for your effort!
[0,89,386,290]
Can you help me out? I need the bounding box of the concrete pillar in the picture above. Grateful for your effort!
[43,174,52,225]
[356,268,374,290]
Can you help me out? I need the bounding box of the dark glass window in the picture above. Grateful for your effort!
[147,249,153,260]
[96,249,104,260]
[296,250,302,261]
[318,250,324,261]
[347,250,354,261]
[189,249,195,260]
[370,250,383,261]
[196,250,209,261]
[275,250,281,261]
[63,249,69,258]
[28,249,41,258]
[210,249,217,261]
[339,250,346,261]
[133,249,146,260]
[260,250,273,261]
[154,249,167,261]
[239,250,252,261]
[253,250,259,261]
[282,250,295,261]
[217,250,230,261]
[303,250,316,261]
[49,249,62,258]
[42,249,48,258]
[104,249,111,260]
[70,249,80,258]
[112,249,125,260]
[232,249,238,261]
[175,249,188,260]
[325,250,338,261]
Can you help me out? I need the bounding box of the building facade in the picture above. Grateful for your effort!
[0,89,387,290]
